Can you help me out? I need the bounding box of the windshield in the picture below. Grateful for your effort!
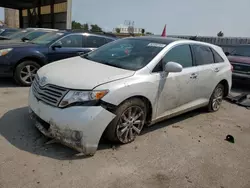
[23,30,50,41]
[231,46,250,57]
[31,32,65,45]
[8,30,30,39]
[83,38,166,71]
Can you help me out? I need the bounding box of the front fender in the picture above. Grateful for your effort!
[96,75,159,118]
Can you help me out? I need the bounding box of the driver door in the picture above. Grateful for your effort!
[152,44,199,119]
[48,34,85,62]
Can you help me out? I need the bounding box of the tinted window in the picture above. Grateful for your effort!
[153,44,193,72]
[85,36,107,48]
[211,48,224,63]
[231,46,250,57]
[57,35,83,47]
[163,45,193,68]
[192,45,214,65]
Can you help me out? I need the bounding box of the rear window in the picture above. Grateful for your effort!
[211,48,224,63]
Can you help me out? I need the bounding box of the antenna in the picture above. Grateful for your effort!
[124,20,135,35]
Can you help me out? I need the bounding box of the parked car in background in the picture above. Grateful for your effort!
[0,28,58,42]
[0,28,20,37]
[28,37,232,156]
[0,31,116,86]
[226,44,250,81]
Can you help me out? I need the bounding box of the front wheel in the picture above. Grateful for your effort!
[207,84,224,112]
[105,98,147,144]
[14,60,40,86]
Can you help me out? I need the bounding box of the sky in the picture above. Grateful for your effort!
[1,0,250,37]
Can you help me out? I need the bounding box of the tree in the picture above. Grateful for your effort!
[141,29,145,34]
[115,28,121,33]
[72,20,82,29]
[146,32,153,35]
[90,24,103,32]
[217,31,224,37]
[82,23,89,31]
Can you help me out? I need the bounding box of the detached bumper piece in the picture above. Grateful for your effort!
[225,93,250,110]
[30,111,85,153]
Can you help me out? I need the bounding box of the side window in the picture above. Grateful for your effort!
[85,36,107,48]
[57,35,83,47]
[210,48,224,63]
[192,45,214,65]
[153,44,193,72]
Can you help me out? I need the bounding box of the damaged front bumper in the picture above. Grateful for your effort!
[28,89,116,155]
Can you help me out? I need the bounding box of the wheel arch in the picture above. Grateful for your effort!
[13,56,46,75]
[218,79,229,97]
[117,95,153,124]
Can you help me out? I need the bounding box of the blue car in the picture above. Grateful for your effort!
[0,31,116,86]
[0,28,20,37]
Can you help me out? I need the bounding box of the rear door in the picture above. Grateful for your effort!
[191,44,216,101]
[48,34,85,62]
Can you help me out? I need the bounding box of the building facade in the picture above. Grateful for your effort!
[4,8,19,28]
[113,24,143,34]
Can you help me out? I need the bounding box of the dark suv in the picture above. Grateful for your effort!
[0,31,116,86]
[226,45,250,82]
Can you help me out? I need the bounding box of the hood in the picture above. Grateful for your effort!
[37,56,135,89]
[228,55,250,64]
[0,40,38,49]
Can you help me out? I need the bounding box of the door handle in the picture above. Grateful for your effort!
[190,73,198,79]
[214,67,220,72]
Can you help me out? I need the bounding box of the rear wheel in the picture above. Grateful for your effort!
[207,84,224,112]
[105,98,147,144]
[14,60,40,86]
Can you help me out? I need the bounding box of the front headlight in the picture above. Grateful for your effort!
[59,90,109,107]
[0,48,13,56]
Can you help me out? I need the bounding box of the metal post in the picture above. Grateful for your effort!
[19,9,23,28]
[50,0,55,28]
[66,0,72,29]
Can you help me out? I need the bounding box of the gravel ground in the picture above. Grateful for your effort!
[0,79,250,188]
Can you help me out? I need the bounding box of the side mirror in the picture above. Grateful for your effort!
[164,61,183,73]
[21,37,29,42]
[225,52,230,56]
[52,44,62,50]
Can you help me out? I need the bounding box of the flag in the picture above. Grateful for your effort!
[161,24,166,37]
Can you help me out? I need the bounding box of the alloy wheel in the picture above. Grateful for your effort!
[116,106,145,143]
[212,86,224,111]
[20,65,38,84]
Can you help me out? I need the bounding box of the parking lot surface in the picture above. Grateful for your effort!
[0,80,250,188]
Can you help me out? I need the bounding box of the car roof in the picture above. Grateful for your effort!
[56,30,117,39]
[131,36,182,44]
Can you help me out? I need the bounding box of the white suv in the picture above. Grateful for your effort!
[28,37,232,155]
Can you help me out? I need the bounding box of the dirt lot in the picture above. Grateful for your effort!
[0,80,250,188]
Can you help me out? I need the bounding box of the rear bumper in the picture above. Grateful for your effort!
[28,88,116,155]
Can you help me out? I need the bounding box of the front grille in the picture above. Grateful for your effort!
[32,77,69,107]
[231,62,250,74]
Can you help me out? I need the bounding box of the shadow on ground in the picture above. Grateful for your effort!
[0,106,201,160]
[0,78,18,88]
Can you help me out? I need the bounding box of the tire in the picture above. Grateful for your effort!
[105,98,147,144]
[207,84,224,112]
[14,60,40,86]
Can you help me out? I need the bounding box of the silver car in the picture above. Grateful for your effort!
[28,36,232,156]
